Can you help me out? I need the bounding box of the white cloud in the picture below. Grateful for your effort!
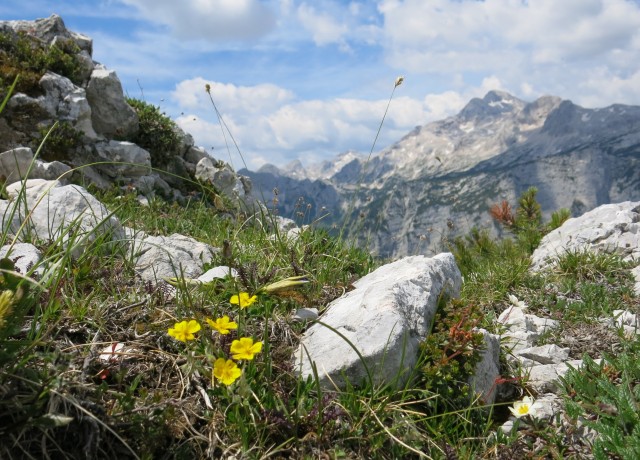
[172,78,294,117]
[376,0,640,113]
[379,0,640,71]
[297,3,348,46]
[576,68,640,107]
[171,78,443,169]
[119,0,277,41]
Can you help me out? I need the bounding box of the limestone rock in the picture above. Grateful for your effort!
[532,201,640,269]
[516,344,570,365]
[293,253,462,389]
[132,233,218,283]
[197,266,237,282]
[2,180,124,257]
[531,201,640,294]
[293,308,319,322]
[527,360,588,394]
[0,147,72,185]
[94,141,151,178]
[39,72,97,138]
[184,146,208,165]
[469,329,501,404]
[0,243,43,278]
[86,66,138,139]
[0,148,35,184]
[196,158,253,205]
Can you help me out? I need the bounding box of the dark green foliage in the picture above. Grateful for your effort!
[125,97,180,166]
[418,297,486,410]
[548,207,571,231]
[488,187,571,254]
[34,121,83,161]
[561,343,640,459]
[0,31,82,98]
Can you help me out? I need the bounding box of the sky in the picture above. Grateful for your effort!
[2,0,640,171]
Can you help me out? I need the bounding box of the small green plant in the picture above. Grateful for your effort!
[125,97,180,166]
[0,31,82,98]
[561,346,640,459]
[489,187,571,253]
[34,120,83,161]
[418,297,486,410]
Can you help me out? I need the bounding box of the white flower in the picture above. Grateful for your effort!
[509,396,538,418]
[508,294,527,309]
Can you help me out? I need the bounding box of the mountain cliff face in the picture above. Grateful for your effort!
[243,91,640,259]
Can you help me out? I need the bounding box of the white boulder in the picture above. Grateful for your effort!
[294,253,462,389]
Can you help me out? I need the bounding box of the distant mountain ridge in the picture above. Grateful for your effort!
[242,91,640,258]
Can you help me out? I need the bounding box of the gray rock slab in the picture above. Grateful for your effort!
[86,66,138,139]
[470,329,501,404]
[133,233,218,283]
[2,180,124,257]
[526,359,586,394]
[531,202,640,293]
[0,243,43,277]
[516,344,571,365]
[293,253,462,389]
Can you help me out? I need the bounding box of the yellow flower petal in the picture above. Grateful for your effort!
[206,316,238,335]
[167,320,201,342]
[230,337,263,360]
[213,358,242,385]
[230,292,257,309]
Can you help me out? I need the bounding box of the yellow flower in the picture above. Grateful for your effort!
[206,315,238,335]
[230,292,257,309]
[509,396,537,418]
[212,358,242,386]
[168,320,201,342]
[230,337,263,360]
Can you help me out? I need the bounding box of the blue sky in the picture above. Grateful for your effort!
[3,0,640,170]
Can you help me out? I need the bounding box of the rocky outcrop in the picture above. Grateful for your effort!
[2,180,124,258]
[531,200,640,294]
[294,254,468,389]
[85,66,138,139]
[0,15,255,207]
[0,179,219,284]
[132,233,218,283]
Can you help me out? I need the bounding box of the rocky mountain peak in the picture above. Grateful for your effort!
[244,89,640,259]
[459,90,526,121]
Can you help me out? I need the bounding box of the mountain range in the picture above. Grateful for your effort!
[241,90,640,259]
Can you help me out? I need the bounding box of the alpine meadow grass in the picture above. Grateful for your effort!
[0,73,638,459]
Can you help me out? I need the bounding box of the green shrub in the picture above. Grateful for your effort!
[0,31,82,99]
[418,297,486,410]
[126,97,180,166]
[34,121,83,162]
[562,347,640,459]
